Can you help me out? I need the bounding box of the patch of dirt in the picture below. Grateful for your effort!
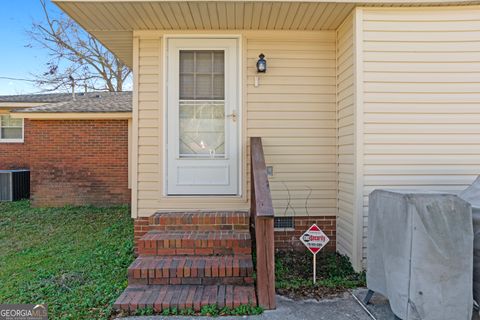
[276,286,347,301]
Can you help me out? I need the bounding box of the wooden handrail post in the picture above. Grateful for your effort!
[250,137,276,310]
[254,216,275,309]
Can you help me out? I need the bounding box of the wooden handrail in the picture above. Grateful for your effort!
[250,137,274,217]
[250,137,276,310]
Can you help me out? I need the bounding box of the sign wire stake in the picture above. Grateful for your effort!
[313,253,316,284]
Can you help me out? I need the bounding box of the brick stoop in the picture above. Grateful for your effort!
[127,255,254,285]
[115,285,257,313]
[138,230,252,256]
[148,211,250,231]
[114,211,257,313]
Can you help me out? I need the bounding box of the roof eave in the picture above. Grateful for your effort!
[10,112,132,120]
[0,102,50,108]
[53,0,480,68]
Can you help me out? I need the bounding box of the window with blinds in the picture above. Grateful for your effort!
[179,50,226,158]
[0,114,23,142]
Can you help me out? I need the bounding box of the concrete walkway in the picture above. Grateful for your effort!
[119,288,392,320]
[119,288,479,320]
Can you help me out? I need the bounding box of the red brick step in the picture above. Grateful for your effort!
[138,230,251,256]
[113,284,257,312]
[128,255,254,285]
[117,210,258,314]
[149,211,250,231]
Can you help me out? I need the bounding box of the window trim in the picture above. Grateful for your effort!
[0,114,24,143]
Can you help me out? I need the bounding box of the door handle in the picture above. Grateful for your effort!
[226,111,237,122]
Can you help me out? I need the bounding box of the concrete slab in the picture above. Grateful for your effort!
[118,289,480,320]
[353,288,480,320]
[354,288,397,320]
[119,291,372,320]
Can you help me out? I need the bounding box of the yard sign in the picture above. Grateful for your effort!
[300,224,330,284]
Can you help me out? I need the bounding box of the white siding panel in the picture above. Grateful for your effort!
[361,7,480,262]
[137,37,162,211]
[247,32,338,218]
[336,14,356,260]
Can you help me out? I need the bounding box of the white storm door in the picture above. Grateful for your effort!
[167,38,239,195]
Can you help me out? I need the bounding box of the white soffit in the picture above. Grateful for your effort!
[53,0,480,67]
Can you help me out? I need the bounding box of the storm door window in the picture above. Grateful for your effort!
[178,50,225,158]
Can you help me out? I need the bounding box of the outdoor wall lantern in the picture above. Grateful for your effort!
[256,53,267,73]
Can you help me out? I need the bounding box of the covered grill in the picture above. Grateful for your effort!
[366,189,473,320]
[459,176,480,305]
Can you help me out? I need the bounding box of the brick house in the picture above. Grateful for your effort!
[5,0,480,311]
[0,92,132,207]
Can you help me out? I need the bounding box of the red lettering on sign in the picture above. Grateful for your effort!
[299,224,330,255]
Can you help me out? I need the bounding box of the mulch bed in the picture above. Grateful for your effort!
[275,250,365,301]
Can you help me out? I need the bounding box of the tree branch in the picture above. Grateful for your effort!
[28,0,131,92]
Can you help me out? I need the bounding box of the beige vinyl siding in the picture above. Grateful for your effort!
[134,31,338,217]
[360,6,480,261]
[247,32,337,217]
[336,13,357,264]
[136,36,162,217]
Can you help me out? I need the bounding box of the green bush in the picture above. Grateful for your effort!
[134,304,262,317]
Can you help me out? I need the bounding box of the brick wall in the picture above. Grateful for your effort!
[133,215,336,255]
[0,119,30,170]
[274,216,336,252]
[134,217,150,255]
[29,120,130,207]
[0,118,131,207]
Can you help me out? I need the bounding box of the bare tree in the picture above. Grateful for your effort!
[27,0,131,92]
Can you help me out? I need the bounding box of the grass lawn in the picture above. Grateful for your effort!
[0,200,134,319]
[0,200,364,318]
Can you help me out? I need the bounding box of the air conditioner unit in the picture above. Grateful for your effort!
[0,170,30,201]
